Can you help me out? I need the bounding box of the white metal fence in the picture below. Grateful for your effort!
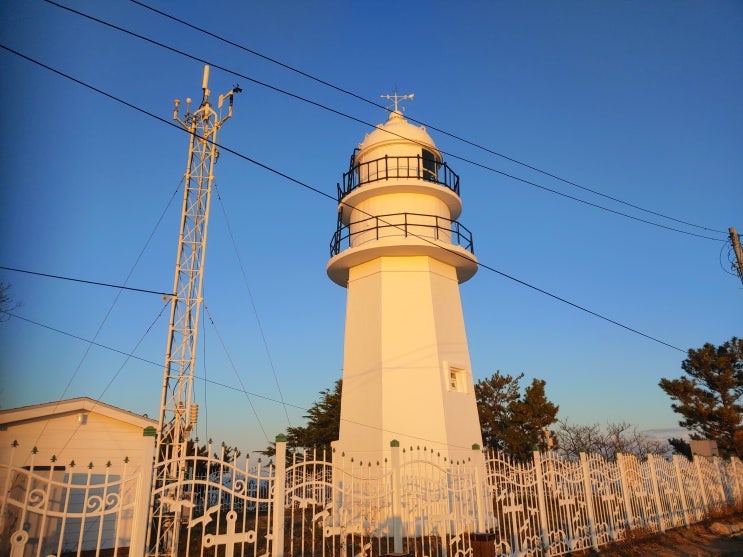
[2,438,742,557]
[0,441,149,557]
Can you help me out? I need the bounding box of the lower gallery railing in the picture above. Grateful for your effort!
[2,438,741,556]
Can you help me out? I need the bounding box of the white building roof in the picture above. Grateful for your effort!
[0,397,157,430]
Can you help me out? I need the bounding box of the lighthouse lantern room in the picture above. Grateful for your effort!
[328,98,483,463]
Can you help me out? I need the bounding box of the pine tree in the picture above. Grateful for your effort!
[286,379,342,452]
[508,379,559,457]
[474,371,523,451]
[475,372,559,460]
[659,337,743,457]
[260,379,342,458]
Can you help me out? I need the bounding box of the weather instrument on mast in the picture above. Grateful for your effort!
[147,65,240,557]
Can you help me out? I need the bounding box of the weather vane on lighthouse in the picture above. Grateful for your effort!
[381,91,414,112]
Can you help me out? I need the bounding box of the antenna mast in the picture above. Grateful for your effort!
[148,65,240,557]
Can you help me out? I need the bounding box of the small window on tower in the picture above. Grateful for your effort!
[447,364,466,393]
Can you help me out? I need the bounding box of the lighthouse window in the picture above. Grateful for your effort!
[447,364,466,393]
[422,149,438,183]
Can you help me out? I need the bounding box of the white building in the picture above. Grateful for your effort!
[328,105,483,464]
[0,397,156,555]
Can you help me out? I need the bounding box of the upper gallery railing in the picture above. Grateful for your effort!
[338,154,460,200]
[330,212,474,257]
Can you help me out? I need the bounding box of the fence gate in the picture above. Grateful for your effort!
[148,442,276,557]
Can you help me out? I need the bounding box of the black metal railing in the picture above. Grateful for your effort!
[337,155,460,200]
[330,212,474,257]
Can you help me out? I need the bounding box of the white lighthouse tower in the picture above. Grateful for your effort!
[328,96,482,464]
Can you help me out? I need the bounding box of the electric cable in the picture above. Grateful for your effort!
[4,307,483,454]
[719,241,738,277]
[36,1,727,242]
[128,0,725,236]
[21,178,181,451]
[0,43,688,353]
[201,295,209,442]
[1,310,163,367]
[203,304,271,444]
[214,182,293,428]
[51,300,171,458]
[0,265,174,297]
[2,307,304,412]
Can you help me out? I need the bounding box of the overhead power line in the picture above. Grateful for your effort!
[6,308,487,453]
[125,0,727,237]
[33,301,170,456]
[0,265,174,297]
[214,183,293,428]
[0,44,687,354]
[2,310,163,366]
[203,304,271,444]
[39,0,726,242]
[4,307,303,410]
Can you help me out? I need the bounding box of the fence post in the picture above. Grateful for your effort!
[735,458,743,506]
[724,458,737,505]
[693,455,709,515]
[532,450,551,552]
[0,441,19,542]
[472,444,489,533]
[131,428,157,557]
[672,454,690,527]
[712,456,727,506]
[647,454,665,532]
[730,458,743,506]
[616,453,635,530]
[272,435,287,557]
[390,440,403,553]
[579,451,599,551]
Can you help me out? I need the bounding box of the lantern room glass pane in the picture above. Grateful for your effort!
[422,149,438,182]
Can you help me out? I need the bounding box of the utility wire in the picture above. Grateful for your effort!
[5,308,484,453]
[214,182,293,428]
[37,1,725,242]
[128,0,725,236]
[0,265,174,297]
[2,307,301,410]
[22,180,180,451]
[719,241,738,277]
[200,296,209,441]
[1,310,163,367]
[50,301,170,458]
[0,43,686,353]
[203,304,271,444]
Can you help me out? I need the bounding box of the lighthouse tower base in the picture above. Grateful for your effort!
[335,255,482,465]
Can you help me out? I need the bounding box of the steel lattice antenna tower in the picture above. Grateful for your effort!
[148,65,240,557]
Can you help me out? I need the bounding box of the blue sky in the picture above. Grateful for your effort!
[1,1,741,455]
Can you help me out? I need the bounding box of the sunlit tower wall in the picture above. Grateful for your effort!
[148,66,240,557]
[327,98,483,465]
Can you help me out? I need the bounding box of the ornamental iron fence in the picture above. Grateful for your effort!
[2,439,742,557]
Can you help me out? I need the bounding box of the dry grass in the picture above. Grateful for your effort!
[570,508,743,557]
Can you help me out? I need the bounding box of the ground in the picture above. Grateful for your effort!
[573,512,743,557]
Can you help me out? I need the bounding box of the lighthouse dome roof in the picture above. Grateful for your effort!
[358,110,437,153]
